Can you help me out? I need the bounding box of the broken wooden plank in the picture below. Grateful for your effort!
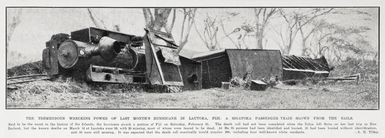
[250,80,268,91]
[325,74,360,84]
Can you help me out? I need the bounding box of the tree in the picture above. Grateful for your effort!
[142,8,197,54]
[177,8,197,53]
[7,9,22,48]
[219,12,254,49]
[299,20,323,56]
[303,19,372,64]
[87,8,107,29]
[194,15,220,51]
[302,20,336,58]
[143,8,174,32]
[219,19,242,49]
[313,9,375,62]
[277,8,333,55]
[254,8,277,49]
[219,9,277,49]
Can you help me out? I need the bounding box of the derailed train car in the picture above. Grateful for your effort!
[179,56,202,90]
[192,49,283,89]
[183,49,332,89]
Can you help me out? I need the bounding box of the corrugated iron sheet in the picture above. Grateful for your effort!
[192,49,226,61]
[226,49,283,80]
[282,55,331,80]
[282,55,330,71]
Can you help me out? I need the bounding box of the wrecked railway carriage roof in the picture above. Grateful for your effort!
[282,55,331,73]
[189,49,330,73]
[191,49,280,61]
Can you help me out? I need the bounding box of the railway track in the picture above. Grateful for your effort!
[7,74,50,89]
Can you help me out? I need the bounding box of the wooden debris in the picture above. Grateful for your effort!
[221,82,230,89]
[250,80,268,91]
[326,73,360,84]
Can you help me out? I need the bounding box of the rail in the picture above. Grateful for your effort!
[7,74,50,85]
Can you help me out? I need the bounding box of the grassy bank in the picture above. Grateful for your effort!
[7,80,378,109]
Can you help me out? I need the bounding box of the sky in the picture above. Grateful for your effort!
[6,8,378,66]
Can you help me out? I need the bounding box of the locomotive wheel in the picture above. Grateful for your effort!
[57,40,79,69]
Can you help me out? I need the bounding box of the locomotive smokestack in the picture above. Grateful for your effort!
[97,36,125,61]
[78,36,126,61]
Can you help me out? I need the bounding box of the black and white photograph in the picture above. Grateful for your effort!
[6,7,379,109]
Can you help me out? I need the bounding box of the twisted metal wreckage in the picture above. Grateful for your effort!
[33,27,337,91]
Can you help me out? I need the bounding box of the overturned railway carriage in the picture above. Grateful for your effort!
[192,49,283,89]
[179,56,202,90]
[187,49,332,89]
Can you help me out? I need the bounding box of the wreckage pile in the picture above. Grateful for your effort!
[7,50,337,92]
[8,27,363,93]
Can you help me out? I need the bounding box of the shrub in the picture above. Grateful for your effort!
[330,57,378,82]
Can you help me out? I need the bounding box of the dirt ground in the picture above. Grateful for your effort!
[6,80,378,109]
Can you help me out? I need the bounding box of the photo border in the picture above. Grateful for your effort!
[5,6,380,110]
